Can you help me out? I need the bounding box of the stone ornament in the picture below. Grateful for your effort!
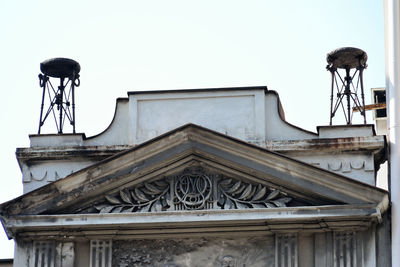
[111,237,274,267]
[93,167,292,213]
[174,168,213,210]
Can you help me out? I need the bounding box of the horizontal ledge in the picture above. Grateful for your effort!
[3,204,379,236]
[17,221,373,241]
[16,145,132,161]
[265,136,385,153]
[17,135,385,162]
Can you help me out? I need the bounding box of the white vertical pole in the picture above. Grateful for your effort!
[383,1,400,266]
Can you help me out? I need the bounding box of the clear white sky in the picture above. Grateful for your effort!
[0,0,385,258]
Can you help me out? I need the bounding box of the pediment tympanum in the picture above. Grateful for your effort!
[0,124,389,238]
[86,166,297,214]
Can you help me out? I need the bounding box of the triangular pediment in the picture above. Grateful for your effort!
[0,124,388,217]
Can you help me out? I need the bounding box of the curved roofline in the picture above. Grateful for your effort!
[267,90,318,136]
[84,97,129,140]
[128,86,316,135]
[89,86,317,140]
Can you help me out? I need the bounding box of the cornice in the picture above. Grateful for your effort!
[265,136,385,153]
[2,204,380,239]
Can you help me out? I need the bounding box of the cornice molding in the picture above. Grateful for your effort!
[2,204,379,239]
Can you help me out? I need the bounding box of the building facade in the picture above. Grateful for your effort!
[0,87,390,266]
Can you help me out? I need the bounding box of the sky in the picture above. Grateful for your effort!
[0,0,386,259]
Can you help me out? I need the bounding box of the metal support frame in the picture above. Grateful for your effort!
[37,58,80,134]
[327,47,368,125]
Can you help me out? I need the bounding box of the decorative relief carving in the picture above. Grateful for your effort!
[95,178,170,213]
[112,237,275,267]
[26,171,69,183]
[218,178,291,209]
[174,168,213,210]
[29,171,48,181]
[220,255,238,267]
[93,167,292,214]
[325,160,373,173]
[328,162,342,172]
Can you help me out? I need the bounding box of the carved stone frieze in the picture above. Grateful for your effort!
[92,167,292,214]
[112,237,275,267]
